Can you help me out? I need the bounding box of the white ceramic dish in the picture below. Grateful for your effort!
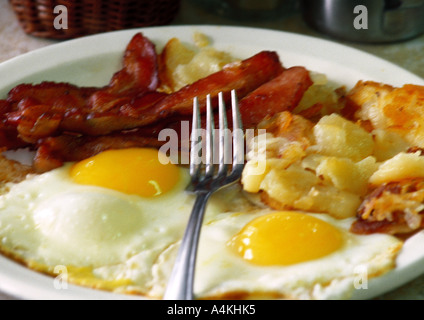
[0,25,423,300]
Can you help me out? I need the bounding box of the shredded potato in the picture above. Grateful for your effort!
[350,81,424,148]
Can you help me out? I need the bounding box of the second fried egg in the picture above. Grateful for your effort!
[149,210,402,300]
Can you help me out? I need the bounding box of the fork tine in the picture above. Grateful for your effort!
[190,97,201,181]
[205,94,215,178]
[217,92,229,177]
[231,90,244,168]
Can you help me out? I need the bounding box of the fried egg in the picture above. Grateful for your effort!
[150,210,402,300]
[0,148,239,295]
[0,147,402,299]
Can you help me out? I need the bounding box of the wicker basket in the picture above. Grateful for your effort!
[9,0,181,39]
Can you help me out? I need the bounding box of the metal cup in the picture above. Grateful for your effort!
[301,0,424,43]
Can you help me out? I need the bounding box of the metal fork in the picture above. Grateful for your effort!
[163,89,245,300]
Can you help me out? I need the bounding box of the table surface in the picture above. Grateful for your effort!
[1,0,424,300]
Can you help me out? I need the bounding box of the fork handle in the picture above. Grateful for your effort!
[163,191,211,300]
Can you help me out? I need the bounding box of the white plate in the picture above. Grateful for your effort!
[0,25,423,300]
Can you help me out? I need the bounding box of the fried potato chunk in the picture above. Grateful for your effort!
[316,156,377,195]
[158,35,237,93]
[243,79,424,225]
[242,111,375,219]
[312,113,374,162]
[370,151,424,185]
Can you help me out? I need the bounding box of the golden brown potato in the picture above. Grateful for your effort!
[242,111,374,219]
[312,113,374,162]
[243,80,424,225]
[0,155,34,193]
[349,81,424,148]
[158,36,237,93]
[158,38,197,92]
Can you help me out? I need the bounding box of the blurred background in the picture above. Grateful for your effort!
[1,0,423,78]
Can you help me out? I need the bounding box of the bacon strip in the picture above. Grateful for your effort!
[0,33,317,172]
[239,66,313,128]
[107,32,160,93]
[1,50,284,144]
[1,32,160,144]
[61,51,283,136]
[33,67,314,172]
[146,51,284,117]
[34,131,164,173]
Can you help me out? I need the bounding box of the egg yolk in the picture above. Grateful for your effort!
[70,148,180,197]
[227,212,344,266]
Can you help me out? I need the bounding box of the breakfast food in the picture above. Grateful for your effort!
[158,33,237,93]
[0,147,251,294]
[0,31,421,300]
[0,33,298,172]
[242,78,424,234]
[347,82,424,235]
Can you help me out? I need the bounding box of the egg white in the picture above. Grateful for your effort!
[0,163,240,295]
[150,210,402,300]
[0,163,402,299]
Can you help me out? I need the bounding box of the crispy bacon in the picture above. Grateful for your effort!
[238,66,313,128]
[81,51,283,133]
[1,83,97,147]
[107,32,159,93]
[0,33,317,172]
[6,82,97,113]
[31,65,315,172]
[1,32,160,144]
[76,51,284,136]
[34,131,164,172]
[1,50,283,144]
[147,51,284,117]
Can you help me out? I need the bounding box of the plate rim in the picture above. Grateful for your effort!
[1,24,423,90]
